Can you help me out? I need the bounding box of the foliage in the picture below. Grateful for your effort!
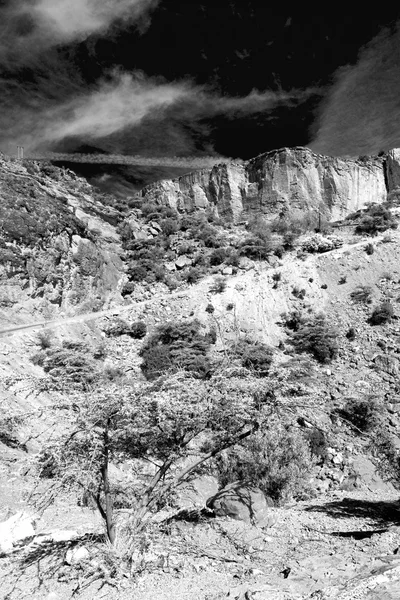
[214,423,314,505]
[184,266,203,284]
[300,233,343,253]
[350,285,373,304]
[369,302,394,325]
[209,276,227,294]
[231,338,273,376]
[337,397,381,432]
[303,428,328,462]
[209,247,229,266]
[104,318,147,339]
[31,341,99,389]
[36,329,54,349]
[354,204,398,236]
[36,372,275,546]
[287,313,339,363]
[140,320,214,380]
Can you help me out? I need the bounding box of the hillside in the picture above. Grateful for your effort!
[1,149,400,599]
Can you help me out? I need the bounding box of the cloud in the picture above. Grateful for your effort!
[0,0,158,67]
[0,1,318,163]
[310,23,400,156]
[0,70,317,157]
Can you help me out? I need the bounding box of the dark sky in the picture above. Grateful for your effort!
[1,2,400,182]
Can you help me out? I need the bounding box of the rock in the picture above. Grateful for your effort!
[222,266,233,275]
[207,484,273,527]
[374,354,400,377]
[176,475,219,508]
[141,147,387,223]
[175,255,192,269]
[65,546,90,565]
[0,512,36,554]
[238,257,254,271]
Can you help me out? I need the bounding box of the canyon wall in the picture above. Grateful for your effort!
[140,146,395,222]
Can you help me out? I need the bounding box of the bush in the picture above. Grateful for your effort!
[370,302,394,325]
[337,398,381,432]
[209,247,229,266]
[300,233,343,253]
[304,428,328,462]
[214,425,314,505]
[210,276,227,294]
[36,330,54,349]
[355,204,398,236]
[31,346,98,388]
[184,267,203,284]
[346,327,356,340]
[130,321,147,339]
[350,285,373,304]
[104,318,147,338]
[288,313,339,363]
[160,218,179,236]
[140,320,214,380]
[231,338,273,376]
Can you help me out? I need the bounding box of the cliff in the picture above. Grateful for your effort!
[140,146,400,222]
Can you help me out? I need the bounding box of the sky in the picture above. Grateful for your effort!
[1,3,400,189]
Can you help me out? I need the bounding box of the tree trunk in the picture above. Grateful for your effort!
[101,423,116,545]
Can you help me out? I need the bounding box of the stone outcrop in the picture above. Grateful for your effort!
[140,146,394,222]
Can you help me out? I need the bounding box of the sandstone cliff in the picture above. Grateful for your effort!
[140,146,396,222]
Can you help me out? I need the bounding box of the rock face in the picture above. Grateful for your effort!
[140,147,392,222]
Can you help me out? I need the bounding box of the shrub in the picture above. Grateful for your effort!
[36,330,54,349]
[214,425,314,505]
[350,285,373,304]
[209,247,229,266]
[292,286,306,299]
[304,428,328,462]
[300,233,343,253]
[210,276,227,294]
[370,302,394,325]
[231,338,273,376]
[160,218,179,236]
[121,281,135,296]
[346,327,356,340]
[239,235,274,260]
[288,313,339,363]
[184,267,203,284]
[32,346,98,388]
[140,320,214,380]
[355,204,398,236]
[130,321,147,339]
[337,397,381,432]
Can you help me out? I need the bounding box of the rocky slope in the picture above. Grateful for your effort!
[141,146,400,222]
[1,149,400,599]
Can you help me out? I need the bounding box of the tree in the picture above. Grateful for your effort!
[37,370,273,553]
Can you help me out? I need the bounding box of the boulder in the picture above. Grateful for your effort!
[0,512,36,554]
[175,255,192,269]
[207,484,273,527]
[374,354,400,377]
